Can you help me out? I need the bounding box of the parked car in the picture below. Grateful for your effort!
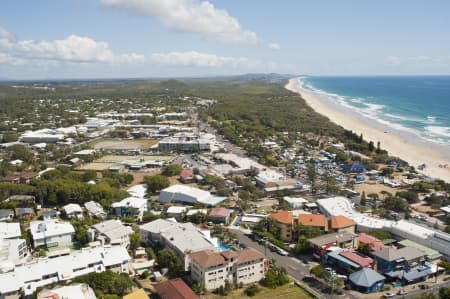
[384,292,395,298]
[419,284,430,289]
[397,289,407,295]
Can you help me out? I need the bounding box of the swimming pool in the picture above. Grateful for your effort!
[218,241,232,252]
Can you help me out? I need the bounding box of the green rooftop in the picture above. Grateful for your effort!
[398,239,442,260]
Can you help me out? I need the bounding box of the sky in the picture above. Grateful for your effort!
[1,0,450,79]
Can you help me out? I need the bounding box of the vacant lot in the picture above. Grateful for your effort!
[208,284,312,299]
[90,139,158,150]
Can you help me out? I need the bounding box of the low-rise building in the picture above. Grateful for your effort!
[372,246,425,274]
[37,283,97,299]
[87,220,133,247]
[268,210,293,241]
[179,169,195,183]
[208,208,232,225]
[84,201,106,218]
[154,278,199,299]
[330,215,356,234]
[0,237,29,266]
[30,220,75,248]
[167,206,189,220]
[0,223,21,240]
[158,185,226,207]
[309,232,359,259]
[0,245,130,297]
[357,233,388,253]
[298,214,329,233]
[62,203,84,219]
[16,207,35,220]
[283,196,308,209]
[111,197,148,221]
[41,210,58,221]
[0,210,14,222]
[323,248,373,274]
[190,248,266,290]
[349,268,385,293]
[139,219,218,270]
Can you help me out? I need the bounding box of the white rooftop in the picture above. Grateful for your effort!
[112,197,147,209]
[62,203,83,215]
[91,220,133,241]
[127,184,147,198]
[74,149,96,156]
[255,169,286,184]
[159,184,226,206]
[0,222,21,239]
[167,206,189,214]
[214,153,265,172]
[38,284,97,299]
[29,221,75,240]
[84,201,105,217]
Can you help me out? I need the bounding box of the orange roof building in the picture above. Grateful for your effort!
[269,210,294,241]
[298,214,328,232]
[154,278,199,299]
[269,210,293,224]
[330,215,356,233]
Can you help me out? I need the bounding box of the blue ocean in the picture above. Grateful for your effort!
[300,76,450,146]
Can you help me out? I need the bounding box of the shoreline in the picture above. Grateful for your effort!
[285,77,450,183]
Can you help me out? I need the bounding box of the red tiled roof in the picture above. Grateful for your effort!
[358,233,388,252]
[209,207,232,218]
[269,210,293,224]
[330,215,356,229]
[339,251,373,267]
[298,214,328,231]
[154,278,199,299]
[180,169,194,180]
[190,250,226,269]
[235,248,265,265]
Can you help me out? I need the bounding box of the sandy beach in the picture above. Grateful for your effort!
[286,77,450,182]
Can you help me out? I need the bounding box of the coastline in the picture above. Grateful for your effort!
[285,77,450,183]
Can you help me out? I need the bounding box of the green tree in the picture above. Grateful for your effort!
[129,232,141,251]
[293,235,311,254]
[358,243,373,255]
[261,263,289,289]
[143,174,170,194]
[244,285,260,297]
[360,191,366,207]
[439,287,450,299]
[161,164,183,176]
[157,248,184,278]
[307,163,317,194]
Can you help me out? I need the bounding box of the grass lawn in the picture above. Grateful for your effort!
[208,283,313,299]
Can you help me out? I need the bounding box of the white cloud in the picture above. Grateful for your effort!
[100,0,259,44]
[268,43,280,50]
[149,51,281,71]
[0,31,145,65]
[385,55,401,66]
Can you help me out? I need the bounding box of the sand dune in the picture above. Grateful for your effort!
[286,77,450,183]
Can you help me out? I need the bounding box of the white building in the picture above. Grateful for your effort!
[30,221,75,248]
[317,196,450,258]
[111,197,148,221]
[139,219,218,270]
[0,238,29,269]
[0,246,130,298]
[167,206,189,219]
[0,223,21,240]
[87,220,133,247]
[158,184,226,206]
[37,283,97,299]
[283,196,308,209]
[214,153,264,175]
[84,201,106,218]
[190,248,266,290]
[158,133,216,152]
[62,203,83,219]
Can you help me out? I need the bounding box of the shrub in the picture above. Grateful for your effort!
[244,284,260,297]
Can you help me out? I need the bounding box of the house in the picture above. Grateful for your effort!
[208,208,232,225]
[167,206,189,219]
[18,172,38,184]
[349,268,385,293]
[322,248,373,274]
[357,233,388,253]
[298,214,329,232]
[283,196,308,209]
[123,289,150,299]
[6,195,35,203]
[84,201,106,218]
[179,169,195,183]
[154,278,199,299]
[62,203,83,219]
[397,239,442,260]
[0,222,22,239]
[41,210,58,220]
[0,210,14,222]
[0,237,29,265]
[342,163,366,174]
[16,207,35,220]
[330,215,356,233]
[111,197,148,221]
[0,245,130,297]
[29,220,75,248]
[37,283,97,299]
[139,219,218,270]
[268,210,293,241]
[309,232,359,259]
[190,248,266,291]
[87,220,133,247]
[158,185,226,206]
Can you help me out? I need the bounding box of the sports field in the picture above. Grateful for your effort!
[90,139,158,150]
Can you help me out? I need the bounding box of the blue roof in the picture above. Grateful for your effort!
[349,268,385,287]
